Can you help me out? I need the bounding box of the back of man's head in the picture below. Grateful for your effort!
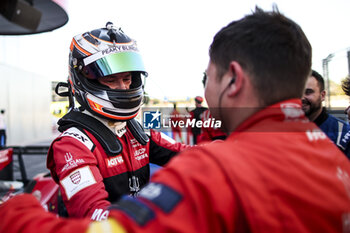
[209,6,312,106]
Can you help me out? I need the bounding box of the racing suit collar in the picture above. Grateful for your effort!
[83,110,127,137]
[231,99,306,134]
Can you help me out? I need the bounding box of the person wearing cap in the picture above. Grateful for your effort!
[43,22,189,220]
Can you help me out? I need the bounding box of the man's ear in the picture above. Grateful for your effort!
[320,90,326,101]
[226,61,244,97]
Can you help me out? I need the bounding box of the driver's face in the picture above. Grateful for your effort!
[98,72,132,90]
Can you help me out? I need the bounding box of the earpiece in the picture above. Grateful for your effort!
[228,76,236,86]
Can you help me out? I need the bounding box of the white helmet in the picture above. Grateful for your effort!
[68,22,147,121]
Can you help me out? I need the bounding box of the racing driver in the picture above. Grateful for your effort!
[45,22,188,220]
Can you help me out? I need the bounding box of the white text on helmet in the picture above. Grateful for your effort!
[101,44,139,56]
[83,42,139,66]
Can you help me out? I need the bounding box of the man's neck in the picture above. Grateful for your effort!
[313,107,328,126]
[308,107,324,122]
[225,106,261,134]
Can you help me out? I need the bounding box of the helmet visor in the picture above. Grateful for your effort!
[81,51,146,80]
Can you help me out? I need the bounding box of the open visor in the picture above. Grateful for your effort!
[81,51,147,79]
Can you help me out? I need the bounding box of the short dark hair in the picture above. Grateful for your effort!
[342,77,350,96]
[209,6,312,106]
[311,70,325,91]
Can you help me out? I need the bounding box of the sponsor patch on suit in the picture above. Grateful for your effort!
[61,166,96,199]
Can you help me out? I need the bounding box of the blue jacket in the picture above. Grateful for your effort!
[316,108,350,159]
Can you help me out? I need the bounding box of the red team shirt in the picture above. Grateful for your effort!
[109,99,350,233]
[1,99,350,233]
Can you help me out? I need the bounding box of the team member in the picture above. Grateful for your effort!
[196,109,226,143]
[342,77,350,120]
[0,109,6,148]
[302,70,350,157]
[46,22,188,220]
[188,96,207,144]
[1,7,350,233]
[169,103,183,142]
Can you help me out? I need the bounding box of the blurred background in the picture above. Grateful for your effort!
[0,0,350,146]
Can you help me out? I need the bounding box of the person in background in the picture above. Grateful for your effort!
[170,102,184,143]
[342,76,350,121]
[0,109,6,148]
[1,6,350,233]
[196,108,227,143]
[302,70,350,158]
[188,96,207,144]
[195,72,226,143]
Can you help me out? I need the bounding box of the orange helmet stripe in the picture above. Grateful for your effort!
[70,40,74,51]
[87,98,138,121]
[72,38,92,56]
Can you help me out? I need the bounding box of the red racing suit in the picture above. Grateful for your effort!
[1,99,350,233]
[46,114,188,220]
[170,109,183,143]
[196,109,227,143]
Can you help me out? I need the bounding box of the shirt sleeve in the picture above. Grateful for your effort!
[50,133,110,220]
[148,129,191,166]
[0,194,91,233]
[108,147,240,233]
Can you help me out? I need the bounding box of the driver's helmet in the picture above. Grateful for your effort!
[68,22,147,121]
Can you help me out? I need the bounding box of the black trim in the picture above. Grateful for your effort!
[23,180,37,193]
[58,111,123,156]
[127,119,149,145]
[57,111,150,156]
[104,166,150,202]
[149,139,176,166]
[212,135,227,141]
